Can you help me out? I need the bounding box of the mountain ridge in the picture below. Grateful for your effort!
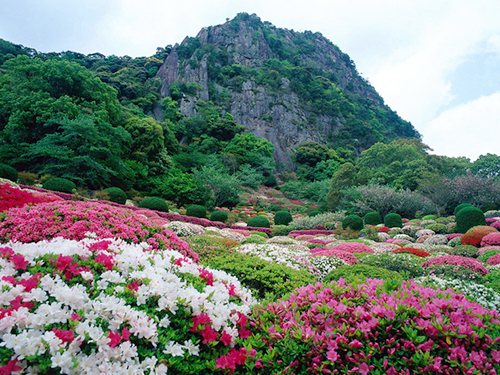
[155,13,419,168]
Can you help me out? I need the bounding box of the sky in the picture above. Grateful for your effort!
[1,0,500,162]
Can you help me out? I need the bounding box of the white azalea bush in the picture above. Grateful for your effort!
[235,244,320,278]
[0,237,255,374]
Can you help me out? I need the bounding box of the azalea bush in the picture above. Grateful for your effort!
[0,200,199,261]
[310,248,359,265]
[227,279,500,374]
[0,237,255,374]
[360,253,425,279]
[309,255,349,280]
[205,252,316,299]
[421,255,490,281]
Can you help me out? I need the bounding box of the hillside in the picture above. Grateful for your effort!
[155,13,419,167]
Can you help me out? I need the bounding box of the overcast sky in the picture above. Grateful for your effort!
[1,0,500,161]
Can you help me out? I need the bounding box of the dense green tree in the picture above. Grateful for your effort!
[193,165,241,208]
[472,153,500,179]
[326,162,358,209]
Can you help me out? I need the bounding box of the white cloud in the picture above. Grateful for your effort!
[423,92,500,161]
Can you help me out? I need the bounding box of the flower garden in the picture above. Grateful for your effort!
[1,181,500,374]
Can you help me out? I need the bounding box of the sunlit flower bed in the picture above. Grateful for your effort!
[0,237,255,374]
[227,279,500,374]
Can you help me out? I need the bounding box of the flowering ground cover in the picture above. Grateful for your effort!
[2,184,500,373]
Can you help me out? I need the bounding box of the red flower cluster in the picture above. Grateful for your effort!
[0,184,58,212]
[461,226,498,247]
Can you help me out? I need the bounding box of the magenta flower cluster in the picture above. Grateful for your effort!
[227,279,500,374]
[481,232,500,247]
[487,253,500,266]
[421,255,490,276]
[330,242,374,254]
[0,200,199,261]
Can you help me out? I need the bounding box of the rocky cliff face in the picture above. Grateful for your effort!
[156,13,418,168]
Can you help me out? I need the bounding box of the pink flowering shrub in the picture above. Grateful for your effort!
[478,246,500,256]
[310,248,359,265]
[0,238,255,374]
[331,242,374,254]
[491,221,500,230]
[226,279,500,374]
[0,200,199,261]
[421,255,490,278]
[487,253,500,265]
[288,230,334,237]
[481,232,500,247]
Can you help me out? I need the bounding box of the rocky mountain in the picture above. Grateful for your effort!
[156,13,419,168]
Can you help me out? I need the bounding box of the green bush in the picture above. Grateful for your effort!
[342,214,363,231]
[359,253,424,280]
[453,245,479,258]
[323,264,404,284]
[268,204,282,212]
[42,177,76,194]
[186,204,207,218]
[209,210,228,223]
[363,211,382,225]
[205,252,316,299]
[242,235,267,245]
[426,223,449,234]
[263,174,277,187]
[250,231,269,238]
[138,197,169,212]
[274,210,293,226]
[103,187,127,205]
[308,210,322,217]
[384,213,403,228]
[247,216,271,228]
[454,203,475,215]
[0,164,18,182]
[270,225,291,237]
[455,206,486,234]
[483,269,500,294]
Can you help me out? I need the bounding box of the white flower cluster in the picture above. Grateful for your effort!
[205,227,246,243]
[0,237,256,374]
[415,275,500,311]
[235,243,320,277]
[164,221,206,237]
[310,256,348,280]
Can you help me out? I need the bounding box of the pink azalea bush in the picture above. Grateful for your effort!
[0,237,255,374]
[487,253,500,266]
[481,232,500,247]
[0,200,199,261]
[223,279,500,374]
[330,242,374,254]
[421,255,490,277]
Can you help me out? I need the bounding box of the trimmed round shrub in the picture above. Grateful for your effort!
[247,216,271,228]
[42,177,76,193]
[342,214,363,231]
[206,252,316,299]
[363,211,382,225]
[186,204,207,218]
[456,206,486,234]
[454,203,475,215]
[250,230,269,238]
[274,210,293,226]
[461,226,497,247]
[103,187,127,204]
[324,263,403,283]
[362,253,425,279]
[481,232,500,247]
[384,213,403,228]
[0,164,18,182]
[453,245,479,258]
[210,210,228,223]
[308,210,322,217]
[138,196,169,212]
[426,223,449,234]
